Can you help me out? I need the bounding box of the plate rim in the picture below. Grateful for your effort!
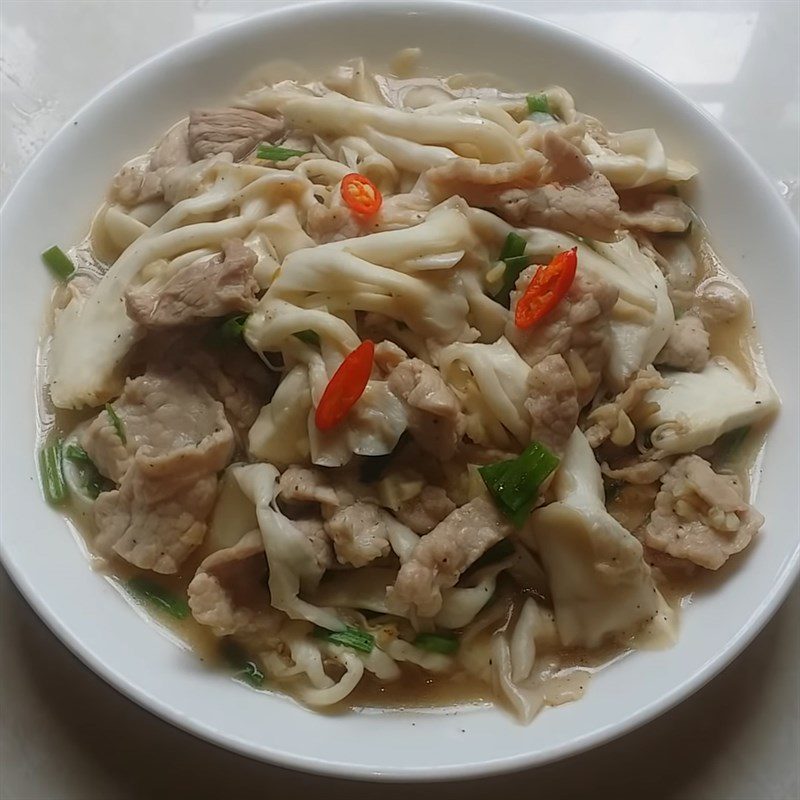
[1,0,798,782]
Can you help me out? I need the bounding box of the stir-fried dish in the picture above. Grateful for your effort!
[37,53,780,722]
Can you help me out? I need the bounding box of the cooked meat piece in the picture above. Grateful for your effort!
[388,497,512,617]
[655,314,710,373]
[695,277,747,324]
[373,340,408,376]
[85,370,234,572]
[644,455,764,569]
[607,482,660,533]
[425,152,546,206]
[324,502,391,567]
[188,107,282,161]
[187,530,282,638]
[524,354,579,455]
[387,358,465,458]
[602,458,668,485]
[110,122,191,206]
[279,465,339,507]
[294,517,336,571]
[395,486,456,534]
[125,239,259,328]
[620,193,693,233]
[428,133,621,241]
[584,366,665,448]
[180,346,274,439]
[496,172,621,242]
[507,270,618,406]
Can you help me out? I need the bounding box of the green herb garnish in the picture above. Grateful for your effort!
[479,441,560,527]
[39,439,67,505]
[127,577,189,619]
[413,632,459,655]
[41,245,75,281]
[256,144,307,162]
[526,93,551,115]
[293,329,320,346]
[105,403,126,445]
[314,625,375,654]
[64,443,113,499]
[494,232,532,307]
[220,639,266,688]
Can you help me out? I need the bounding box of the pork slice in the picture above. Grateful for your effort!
[644,455,763,570]
[388,497,512,617]
[655,314,710,373]
[507,270,618,406]
[187,530,282,638]
[188,107,282,161]
[395,486,456,535]
[324,502,391,568]
[279,465,339,507]
[110,122,191,206]
[125,239,259,328]
[620,193,693,234]
[387,358,465,459]
[87,370,234,573]
[524,354,579,456]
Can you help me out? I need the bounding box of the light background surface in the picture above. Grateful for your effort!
[0,1,797,798]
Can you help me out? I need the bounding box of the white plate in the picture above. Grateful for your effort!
[1,0,798,782]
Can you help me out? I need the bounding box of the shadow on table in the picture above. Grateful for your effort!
[2,566,796,800]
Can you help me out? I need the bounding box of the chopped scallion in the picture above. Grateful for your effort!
[207,314,248,347]
[105,403,126,445]
[479,441,560,527]
[499,231,528,262]
[494,232,532,307]
[220,639,265,688]
[41,245,75,281]
[256,144,307,162]
[64,443,113,498]
[526,93,551,116]
[294,329,320,346]
[39,440,67,505]
[314,625,375,653]
[413,632,459,655]
[127,577,189,619]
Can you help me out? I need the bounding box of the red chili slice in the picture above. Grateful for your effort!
[340,173,383,216]
[514,248,578,329]
[314,340,375,431]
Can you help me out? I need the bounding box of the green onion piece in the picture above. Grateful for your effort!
[64,443,91,464]
[41,245,75,281]
[499,231,528,262]
[494,255,531,307]
[127,577,189,619]
[526,93,551,115]
[256,144,307,162]
[479,441,560,527]
[105,403,126,445]
[220,639,265,688]
[716,426,750,464]
[314,625,375,654]
[64,443,113,499]
[207,314,248,347]
[294,329,320,346]
[470,538,515,572]
[413,632,459,655]
[39,440,67,505]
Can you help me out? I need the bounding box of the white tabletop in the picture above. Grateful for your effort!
[1,2,798,798]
